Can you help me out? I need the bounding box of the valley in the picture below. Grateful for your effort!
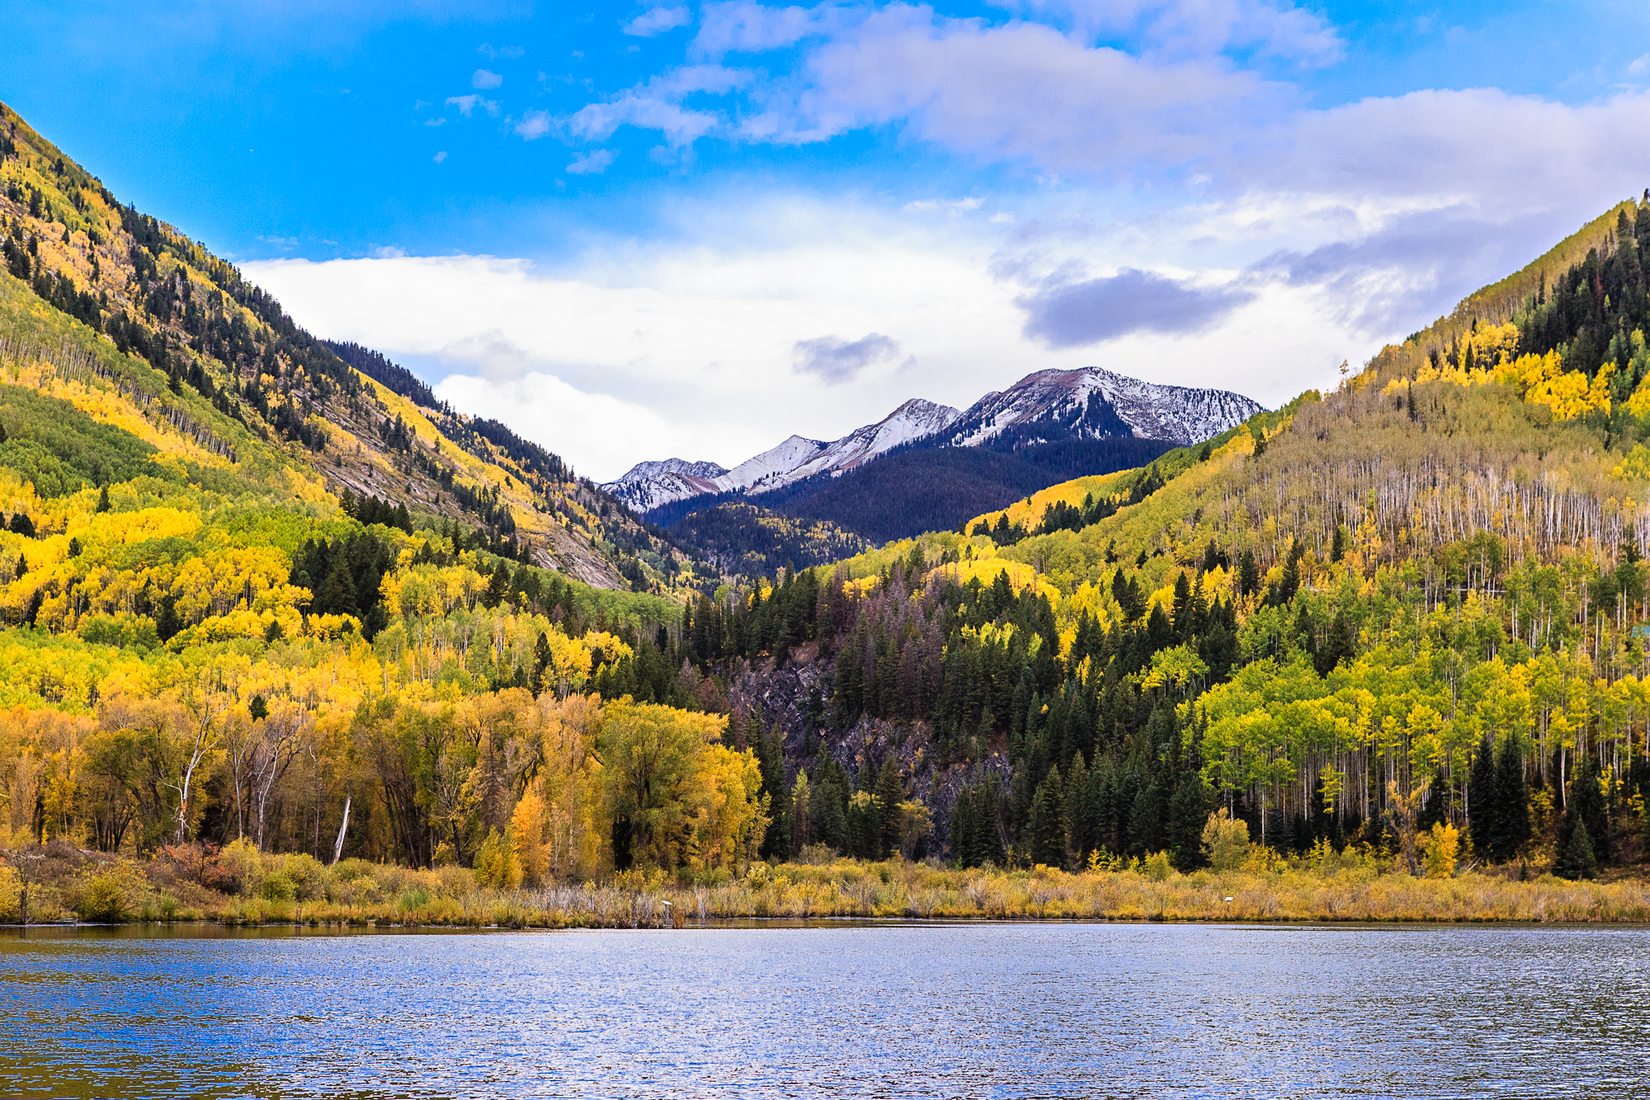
[2,98,1650,931]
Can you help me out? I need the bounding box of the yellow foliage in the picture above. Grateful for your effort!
[1422,821,1460,879]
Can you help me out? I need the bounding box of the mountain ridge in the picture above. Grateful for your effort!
[605,366,1262,514]
[0,98,697,593]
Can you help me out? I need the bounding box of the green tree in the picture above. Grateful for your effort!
[1555,816,1598,880]
[1026,769,1066,867]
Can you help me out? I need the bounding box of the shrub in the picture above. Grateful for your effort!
[1241,845,1284,875]
[1201,810,1251,872]
[267,853,327,901]
[1422,822,1459,879]
[0,865,20,921]
[1139,850,1175,882]
[259,871,296,902]
[74,864,146,922]
[474,828,522,890]
[213,837,263,895]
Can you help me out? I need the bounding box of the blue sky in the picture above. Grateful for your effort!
[5,1,1650,479]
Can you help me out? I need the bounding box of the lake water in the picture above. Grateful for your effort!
[2,922,1647,1098]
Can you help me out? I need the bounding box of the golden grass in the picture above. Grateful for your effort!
[11,852,1650,929]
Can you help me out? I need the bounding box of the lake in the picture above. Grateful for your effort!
[1,922,1646,1098]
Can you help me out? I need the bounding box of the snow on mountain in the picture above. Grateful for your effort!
[603,368,1260,514]
[603,401,962,512]
[781,399,962,485]
[603,458,731,513]
[723,434,829,494]
[945,367,1263,449]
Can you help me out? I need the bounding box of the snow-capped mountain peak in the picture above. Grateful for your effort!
[944,366,1262,449]
[781,398,961,485]
[603,458,733,513]
[601,367,1261,514]
[601,402,963,512]
[724,434,828,493]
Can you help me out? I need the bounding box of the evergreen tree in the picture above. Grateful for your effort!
[1494,735,1530,860]
[952,778,1004,868]
[1567,755,1611,864]
[315,557,358,617]
[154,594,182,642]
[755,727,791,861]
[874,757,903,858]
[1167,772,1212,870]
[1468,734,1501,859]
[1315,610,1355,676]
[1555,816,1598,880]
[1026,769,1066,867]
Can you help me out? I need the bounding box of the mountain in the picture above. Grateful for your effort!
[606,397,962,512]
[681,195,1650,873]
[613,367,1261,556]
[609,367,1260,516]
[942,366,1262,449]
[8,87,1650,885]
[0,100,698,593]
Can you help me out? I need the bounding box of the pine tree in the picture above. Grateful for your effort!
[1171,572,1193,640]
[155,595,182,642]
[1315,610,1355,676]
[531,631,554,695]
[1555,816,1598,880]
[315,557,358,616]
[1494,735,1530,861]
[1468,734,1501,860]
[874,757,902,858]
[1026,770,1066,867]
[1167,772,1212,870]
[1567,755,1611,864]
[756,728,791,861]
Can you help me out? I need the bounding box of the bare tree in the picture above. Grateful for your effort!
[250,705,309,849]
[170,688,228,846]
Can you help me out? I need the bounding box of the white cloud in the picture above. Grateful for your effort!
[516,110,553,140]
[437,371,678,481]
[432,150,448,164]
[608,6,1292,169]
[472,67,503,89]
[240,193,1387,481]
[567,149,617,174]
[997,0,1344,65]
[587,4,1650,228]
[624,4,693,37]
[1241,88,1650,215]
[904,196,984,216]
[569,65,751,145]
[445,94,499,117]
[693,1,845,55]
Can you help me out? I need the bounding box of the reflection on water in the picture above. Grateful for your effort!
[2,922,1647,1098]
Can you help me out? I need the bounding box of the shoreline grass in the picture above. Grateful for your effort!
[7,844,1650,930]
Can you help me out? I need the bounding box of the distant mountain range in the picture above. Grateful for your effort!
[605,367,1264,529]
[607,397,964,513]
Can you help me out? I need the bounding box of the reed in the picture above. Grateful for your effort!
[8,842,1650,928]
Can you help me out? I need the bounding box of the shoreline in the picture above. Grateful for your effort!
[8,912,1650,936]
[11,855,1650,930]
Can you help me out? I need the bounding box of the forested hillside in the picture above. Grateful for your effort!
[0,102,695,593]
[676,198,1650,879]
[0,100,780,882]
[6,83,1650,895]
